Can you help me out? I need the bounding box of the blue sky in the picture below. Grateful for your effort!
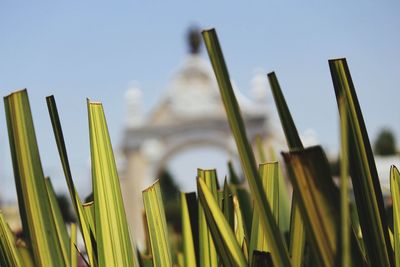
[1,1,399,200]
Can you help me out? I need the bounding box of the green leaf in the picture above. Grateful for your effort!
[181,192,197,267]
[269,148,291,234]
[197,169,219,267]
[70,223,77,267]
[268,72,305,267]
[222,179,235,230]
[197,178,247,266]
[339,97,351,267]
[177,252,184,267]
[232,195,248,259]
[277,165,291,235]
[88,101,138,267]
[0,213,23,267]
[202,29,291,267]
[249,162,280,264]
[329,58,393,266]
[83,201,95,236]
[17,245,34,267]
[232,186,252,240]
[267,72,303,150]
[4,90,65,267]
[390,166,400,267]
[288,206,304,267]
[350,203,367,261]
[142,180,172,267]
[389,228,394,252]
[45,178,71,267]
[46,96,96,267]
[228,163,253,239]
[282,146,339,267]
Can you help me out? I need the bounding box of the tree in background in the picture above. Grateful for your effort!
[374,128,397,156]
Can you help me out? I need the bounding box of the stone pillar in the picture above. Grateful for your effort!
[121,148,149,249]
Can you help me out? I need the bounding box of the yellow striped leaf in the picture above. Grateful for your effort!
[197,169,219,267]
[390,166,400,267]
[181,192,197,267]
[83,201,95,236]
[88,101,138,267]
[142,180,173,267]
[45,178,71,267]
[249,162,280,263]
[70,223,77,267]
[202,29,291,267]
[329,58,392,266]
[268,72,305,267]
[197,178,247,266]
[339,97,351,267]
[46,96,97,266]
[232,195,248,260]
[4,90,65,267]
[0,213,23,267]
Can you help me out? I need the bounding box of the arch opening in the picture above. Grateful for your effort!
[158,144,241,192]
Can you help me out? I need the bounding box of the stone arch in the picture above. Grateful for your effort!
[120,29,273,246]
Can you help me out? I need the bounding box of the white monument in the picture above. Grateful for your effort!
[120,28,275,244]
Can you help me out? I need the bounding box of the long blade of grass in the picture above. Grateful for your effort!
[202,28,291,267]
[278,165,291,235]
[390,166,400,267]
[282,146,339,267]
[4,90,65,267]
[268,72,305,267]
[70,223,77,267]
[45,178,71,266]
[88,101,138,267]
[83,201,95,235]
[350,203,367,260]
[46,96,96,266]
[339,97,351,267]
[181,192,197,267]
[267,72,303,150]
[228,162,253,240]
[17,245,34,267]
[288,207,304,266]
[269,148,291,234]
[0,213,23,267]
[329,58,393,266]
[389,228,394,252]
[177,252,184,267]
[283,146,367,267]
[197,169,219,267]
[222,179,235,230]
[227,163,250,258]
[249,162,280,264]
[264,163,279,223]
[233,195,247,256]
[142,180,172,267]
[197,178,247,266]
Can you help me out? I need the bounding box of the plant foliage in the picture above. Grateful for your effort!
[0,29,398,267]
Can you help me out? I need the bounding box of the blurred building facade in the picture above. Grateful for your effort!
[119,28,278,244]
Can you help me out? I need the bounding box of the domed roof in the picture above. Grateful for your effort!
[126,27,269,128]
